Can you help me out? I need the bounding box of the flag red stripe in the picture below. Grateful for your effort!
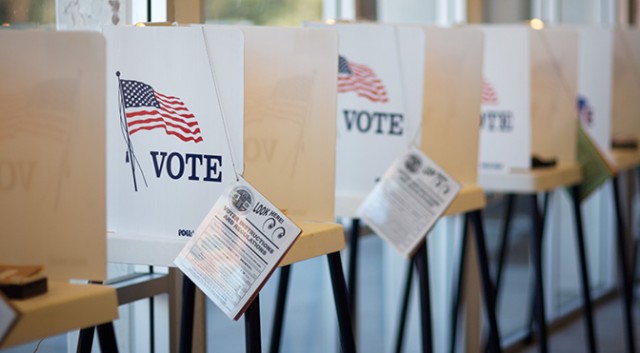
[155,95,192,111]
[122,82,203,143]
[129,124,203,143]
[126,114,202,136]
[337,59,389,102]
[126,110,200,128]
[127,119,202,138]
[338,81,387,95]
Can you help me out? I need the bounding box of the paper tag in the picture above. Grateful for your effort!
[175,176,301,320]
[357,146,460,257]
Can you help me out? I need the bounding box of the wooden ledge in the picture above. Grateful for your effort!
[479,163,581,194]
[610,149,640,173]
[1,282,118,348]
[444,184,486,216]
[280,221,345,267]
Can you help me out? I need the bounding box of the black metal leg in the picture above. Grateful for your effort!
[97,322,119,353]
[269,266,292,353]
[470,210,503,353]
[150,295,155,353]
[569,185,597,353]
[613,175,637,353]
[525,192,551,342]
[245,295,262,353]
[347,218,360,336]
[394,260,415,353]
[634,168,640,294]
[180,275,196,353]
[494,194,516,299]
[529,194,548,353]
[414,242,433,353]
[76,326,95,353]
[149,265,156,353]
[327,252,357,353]
[449,215,469,353]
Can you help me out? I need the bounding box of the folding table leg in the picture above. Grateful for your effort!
[414,242,433,353]
[76,326,96,353]
[613,176,637,353]
[269,266,292,353]
[244,295,262,353]
[470,210,502,353]
[327,252,357,353]
[449,215,469,353]
[179,275,196,353]
[347,218,361,336]
[394,261,415,353]
[569,185,597,353]
[97,322,119,353]
[494,194,516,296]
[529,194,548,353]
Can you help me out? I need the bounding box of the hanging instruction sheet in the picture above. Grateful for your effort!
[358,146,460,257]
[175,177,301,320]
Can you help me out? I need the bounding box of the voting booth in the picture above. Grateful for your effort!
[420,26,486,211]
[389,25,504,353]
[477,26,578,172]
[104,26,245,267]
[0,31,118,349]
[305,22,423,218]
[574,27,614,159]
[472,25,600,353]
[242,26,337,226]
[0,31,108,282]
[476,25,581,190]
[612,28,640,153]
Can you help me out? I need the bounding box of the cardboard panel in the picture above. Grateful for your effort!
[242,26,338,222]
[612,28,640,141]
[477,26,531,172]
[575,27,614,156]
[530,28,578,164]
[421,27,484,185]
[307,23,421,217]
[105,27,243,266]
[395,25,425,149]
[202,26,245,175]
[0,32,106,280]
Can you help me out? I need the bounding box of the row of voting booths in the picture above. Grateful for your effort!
[1,20,640,353]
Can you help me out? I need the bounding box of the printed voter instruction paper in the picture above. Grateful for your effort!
[358,146,460,257]
[175,176,301,320]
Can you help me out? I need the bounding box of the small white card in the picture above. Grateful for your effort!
[175,176,301,320]
[357,146,460,257]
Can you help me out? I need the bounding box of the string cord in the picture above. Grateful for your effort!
[32,338,44,353]
[199,27,241,182]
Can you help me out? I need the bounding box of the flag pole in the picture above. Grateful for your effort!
[117,71,139,192]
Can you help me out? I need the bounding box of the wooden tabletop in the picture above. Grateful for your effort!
[610,148,640,173]
[0,282,118,349]
[479,163,582,194]
[444,184,486,216]
[280,221,345,267]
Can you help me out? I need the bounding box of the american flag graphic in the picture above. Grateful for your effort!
[121,79,203,143]
[338,55,389,103]
[482,80,498,105]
